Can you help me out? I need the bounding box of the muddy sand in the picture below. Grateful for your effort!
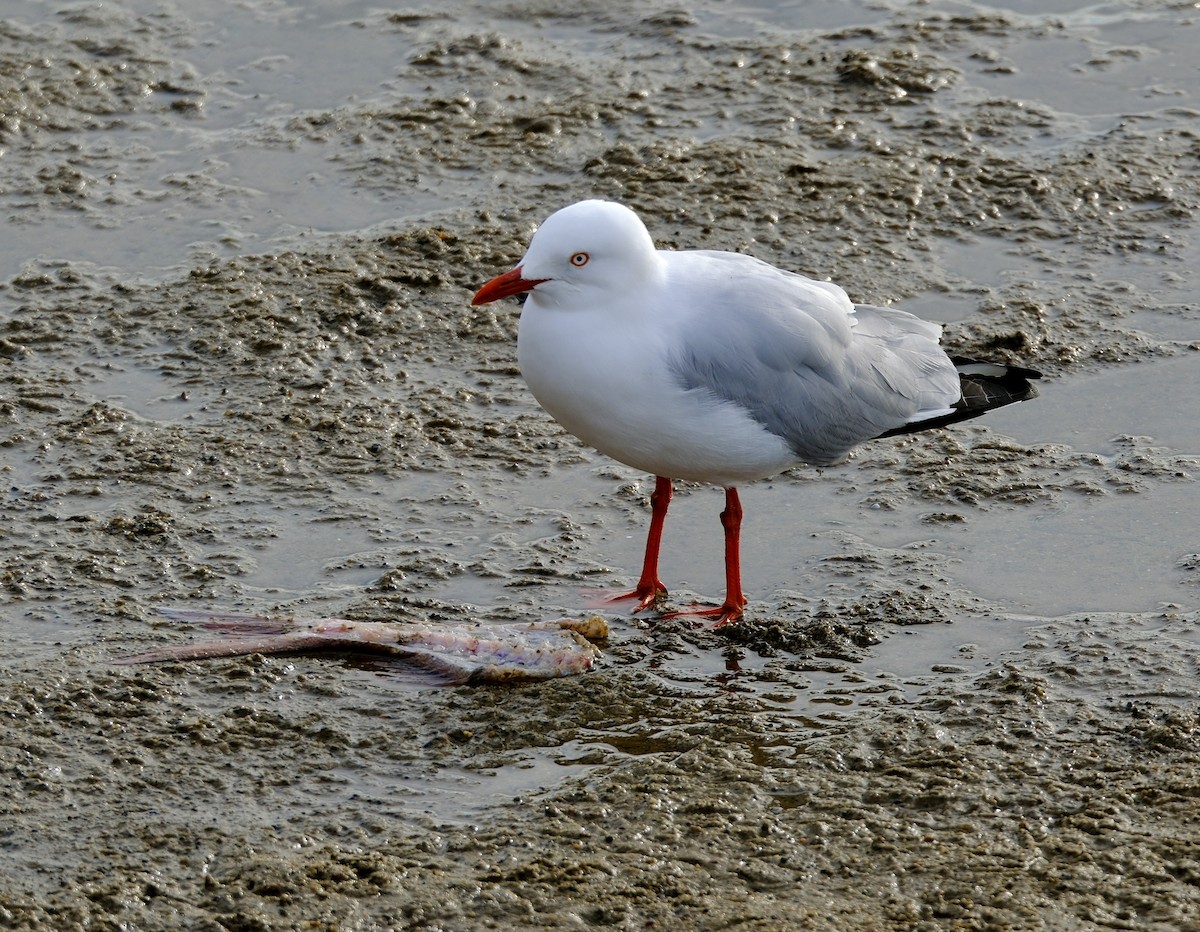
[2,1,1200,929]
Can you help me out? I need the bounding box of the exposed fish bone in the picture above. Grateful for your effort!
[117,608,607,684]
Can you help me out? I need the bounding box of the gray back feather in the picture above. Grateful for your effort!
[664,253,959,465]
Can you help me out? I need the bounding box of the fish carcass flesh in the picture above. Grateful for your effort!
[117,609,607,683]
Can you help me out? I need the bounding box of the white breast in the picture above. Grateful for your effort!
[517,297,798,486]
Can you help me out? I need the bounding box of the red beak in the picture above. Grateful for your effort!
[471,267,548,306]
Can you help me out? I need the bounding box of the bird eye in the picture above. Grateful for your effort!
[569,252,590,267]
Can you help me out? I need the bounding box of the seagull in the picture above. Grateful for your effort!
[472,199,1040,626]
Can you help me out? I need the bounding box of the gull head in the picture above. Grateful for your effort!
[472,199,662,309]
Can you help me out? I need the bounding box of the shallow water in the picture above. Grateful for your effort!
[3,0,1200,928]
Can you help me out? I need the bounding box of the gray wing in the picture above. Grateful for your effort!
[665,253,959,465]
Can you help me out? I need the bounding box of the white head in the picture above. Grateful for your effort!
[472,200,663,309]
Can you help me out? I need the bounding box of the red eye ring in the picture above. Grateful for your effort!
[570,252,590,267]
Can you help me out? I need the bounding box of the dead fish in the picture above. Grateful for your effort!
[117,608,608,684]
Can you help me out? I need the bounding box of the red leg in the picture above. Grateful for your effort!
[713,486,748,626]
[606,475,672,613]
[665,486,747,626]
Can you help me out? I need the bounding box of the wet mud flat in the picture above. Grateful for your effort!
[2,0,1200,929]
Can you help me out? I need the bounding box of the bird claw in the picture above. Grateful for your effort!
[581,584,667,614]
[585,587,746,627]
[662,601,746,628]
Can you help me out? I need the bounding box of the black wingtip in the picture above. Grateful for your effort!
[877,357,1042,439]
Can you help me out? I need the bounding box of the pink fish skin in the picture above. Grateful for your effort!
[116,609,607,684]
